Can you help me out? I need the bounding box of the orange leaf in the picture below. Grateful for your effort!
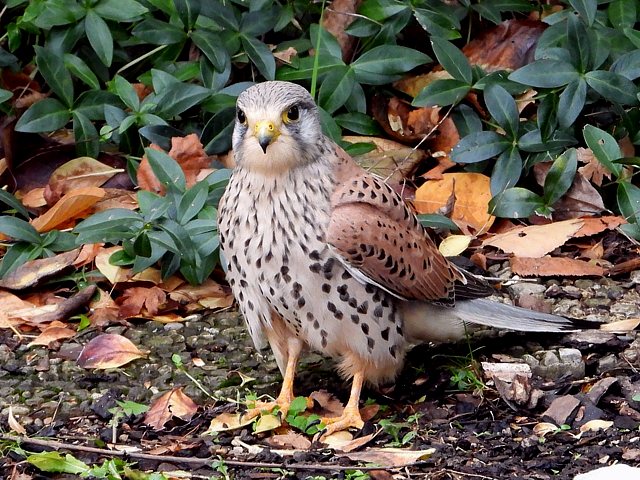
[510,256,605,277]
[28,320,76,347]
[31,186,105,232]
[118,286,166,318]
[46,157,122,204]
[414,172,494,234]
[144,387,199,430]
[77,333,146,369]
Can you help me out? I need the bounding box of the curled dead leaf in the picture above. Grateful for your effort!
[31,186,106,232]
[28,320,76,347]
[0,249,80,290]
[579,419,613,433]
[510,256,605,277]
[438,235,472,257]
[533,422,560,438]
[144,387,199,430]
[342,447,435,467]
[77,333,146,369]
[206,412,254,433]
[8,406,27,435]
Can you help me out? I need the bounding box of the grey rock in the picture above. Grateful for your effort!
[542,395,581,425]
[531,348,585,380]
[597,354,618,374]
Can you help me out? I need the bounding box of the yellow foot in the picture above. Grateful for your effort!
[317,406,365,441]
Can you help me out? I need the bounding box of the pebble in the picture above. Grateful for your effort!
[542,395,581,425]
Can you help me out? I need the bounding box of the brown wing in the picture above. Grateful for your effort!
[327,171,463,303]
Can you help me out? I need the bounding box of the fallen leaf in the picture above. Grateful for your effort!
[77,333,146,369]
[322,0,360,60]
[254,413,282,433]
[310,390,344,418]
[94,246,131,284]
[335,431,378,452]
[0,249,80,290]
[45,157,122,204]
[267,431,312,450]
[574,216,626,237]
[577,148,612,187]
[579,419,613,433]
[144,387,199,430]
[206,412,254,433]
[73,243,104,268]
[438,234,472,257]
[168,279,233,310]
[273,46,298,64]
[483,219,584,258]
[28,320,76,347]
[600,318,640,332]
[8,406,27,435]
[118,286,167,318]
[342,447,435,466]
[322,430,354,448]
[533,422,559,437]
[510,256,606,277]
[414,172,495,234]
[31,186,105,232]
[21,187,47,208]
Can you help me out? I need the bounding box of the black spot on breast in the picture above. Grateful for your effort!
[367,337,375,350]
[348,297,357,308]
[389,345,397,358]
[309,250,321,260]
[351,314,360,324]
[247,300,254,310]
[313,320,320,329]
[361,323,369,335]
[309,263,322,273]
[373,305,383,318]
[357,302,368,314]
[327,302,337,313]
[307,312,314,321]
[322,283,331,293]
[381,327,390,341]
[298,297,306,308]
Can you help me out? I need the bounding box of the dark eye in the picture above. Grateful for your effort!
[237,109,246,124]
[285,105,300,122]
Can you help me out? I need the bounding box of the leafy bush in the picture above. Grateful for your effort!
[0,0,639,281]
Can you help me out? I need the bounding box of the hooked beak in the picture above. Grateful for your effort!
[254,120,279,153]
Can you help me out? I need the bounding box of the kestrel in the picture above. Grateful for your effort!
[218,81,577,438]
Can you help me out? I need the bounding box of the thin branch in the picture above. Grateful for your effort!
[0,434,429,472]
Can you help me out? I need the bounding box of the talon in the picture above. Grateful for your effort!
[318,406,365,441]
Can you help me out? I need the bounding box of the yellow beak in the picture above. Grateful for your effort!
[254,120,279,153]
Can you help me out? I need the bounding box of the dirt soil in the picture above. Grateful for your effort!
[1,273,640,480]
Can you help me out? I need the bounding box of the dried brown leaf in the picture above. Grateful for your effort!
[577,148,611,187]
[322,0,361,61]
[342,447,435,466]
[28,320,76,347]
[45,157,121,204]
[510,256,606,277]
[483,219,584,258]
[8,406,27,435]
[118,286,167,318]
[77,333,146,369]
[267,432,312,450]
[144,387,198,430]
[0,249,80,290]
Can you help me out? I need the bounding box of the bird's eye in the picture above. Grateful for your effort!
[237,109,246,124]
[283,105,300,123]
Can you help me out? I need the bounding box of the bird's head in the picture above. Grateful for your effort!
[233,81,322,173]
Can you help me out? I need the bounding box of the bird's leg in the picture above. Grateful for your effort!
[242,337,303,419]
[318,369,365,440]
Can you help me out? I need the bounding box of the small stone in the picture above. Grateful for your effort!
[164,322,184,331]
[542,395,581,425]
[584,297,611,308]
[574,279,594,289]
[561,286,583,299]
[597,354,618,374]
[629,270,640,285]
[565,331,616,345]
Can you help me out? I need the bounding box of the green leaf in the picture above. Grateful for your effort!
[72,111,99,158]
[508,60,579,88]
[0,89,11,104]
[430,37,472,84]
[241,36,276,80]
[116,399,150,415]
[608,0,636,29]
[0,216,42,243]
[413,7,461,38]
[113,75,140,111]
[133,18,187,45]
[15,98,71,133]
[611,50,640,80]
[623,28,640,49]
[351,46,430,85]
[451,131,510,163]
[0,189,29,219]
[192,29,229,72]
[345,17,380,37]
[417,214,460,232]
[566,12,591,72]
[64,54,100,90]
[73,209,143,244]
[241,8,280,37]
[174,0,199,29]
[518,129,577,152]
[544,148,578,205]
[201,108,235,154]
[0,243,42,278]
[277,55,345,81]
[309,23,343,60]
[343,142,376,156]
[489,188,545,218]
[35,46,74,107]
[585,70,639,105]
[484,84,519,140]
[74,90,120,120]
[85,10,113,67]
[452,104,482,137]
[177,181,209,224]
[27,451,89,474]
[94,0,148,21]
[617,181,640,223]
[412,79,470,107]
[583,124,623,176]
[318,67,355,114]
[557,78,587,129]
[568,0,597,26]
[144,148,186,192]
[335,112,381,135]
[620,222,640,241]
[490,147,522,195]
[154,82,211,117]
[33,0,85,28]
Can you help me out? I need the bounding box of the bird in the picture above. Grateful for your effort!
[217,80,582,439]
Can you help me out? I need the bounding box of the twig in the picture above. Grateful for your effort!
[0,434,429,472]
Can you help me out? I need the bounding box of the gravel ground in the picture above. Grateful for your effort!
[1,273,640,479]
